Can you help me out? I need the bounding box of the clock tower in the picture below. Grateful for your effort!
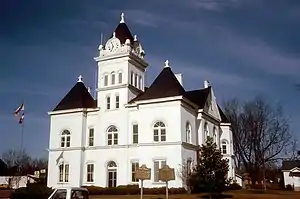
[94,13,148,110]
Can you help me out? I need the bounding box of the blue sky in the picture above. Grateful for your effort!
[1,0,300,158]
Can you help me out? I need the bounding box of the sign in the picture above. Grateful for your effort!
[135,164,151,180]
[159,165,175,182]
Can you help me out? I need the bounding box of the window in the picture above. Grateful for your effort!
[111,72,115,85]
[118,72,122,84]
[154,160,166,182]
[106,96,111,110]
[61,130,71,148]
[135,74,139,88]
[139,76,142,90]
[115,95,120,109]
[186,122,192,143]
[222,140,228,154]
[131,161,139,182]
[132,124,138,144]
[107,126,118,145]
[131,71,134,85]
[88,128,94,146]
[104,75,108,86]
[59,163,69,182]
[187,159,192,176]
[107,161,117,187]
[50,189,67,199]
[153,121,166,142]
[213,127,217,143]
[87,164,94,182]
[204,122,209,142]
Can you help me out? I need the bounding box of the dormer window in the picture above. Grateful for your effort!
[111,72,116,85]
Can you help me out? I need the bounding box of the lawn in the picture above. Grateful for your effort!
[90,190,300,199]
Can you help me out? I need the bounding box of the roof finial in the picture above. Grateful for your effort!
[120,13,125,23]
[164,60,170,68]
[134,35,137,41]
[78,75,83,82]
[113,32,116,38]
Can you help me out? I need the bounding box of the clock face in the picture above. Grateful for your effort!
[106,39,120,51]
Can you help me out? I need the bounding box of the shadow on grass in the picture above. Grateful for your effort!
[198,194,233,198]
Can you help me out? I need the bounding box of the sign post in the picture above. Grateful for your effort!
[158,165,175,199]
[135,164,151,199]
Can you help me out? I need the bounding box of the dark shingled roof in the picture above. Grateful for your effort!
[111,23,134,44]
[282,160,300,170]
[132,67,185,101]
[53,82,96,111]
[183,87,210,109]
[218,105,230,123]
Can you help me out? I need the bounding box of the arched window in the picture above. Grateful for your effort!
[104,74,108,86]
[106,96,111,110]
[107,126,118,145]
[221,140,228,154]
[61,130,71,148]
[213,127,217,143]
[204,122,209,142]
[118,72,122,84]
[153,121,166,142]
[111,72,116,85]
[186,122,192,143]
[107,161,117,187]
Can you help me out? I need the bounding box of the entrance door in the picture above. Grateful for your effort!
[108,169,117,187]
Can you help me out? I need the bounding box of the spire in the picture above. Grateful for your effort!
[164,60,170,68]
[77,75,83,83]
[120,13,125,23]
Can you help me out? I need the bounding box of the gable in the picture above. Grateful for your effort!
[202,88,221,121]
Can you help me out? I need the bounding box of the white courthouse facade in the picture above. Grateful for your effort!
[47,13,235,189]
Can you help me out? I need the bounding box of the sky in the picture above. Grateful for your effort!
[0,0,300,158]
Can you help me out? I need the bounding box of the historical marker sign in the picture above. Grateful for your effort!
[159,165,175,181]
[135,164,151,180]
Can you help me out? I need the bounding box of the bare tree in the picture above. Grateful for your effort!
[1,149,32,188]
[177,159,193,193]
[223,96,291,184]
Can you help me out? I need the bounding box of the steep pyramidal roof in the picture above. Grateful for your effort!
[132,67,186,101]
[184,87,210,109]
[112,23,134,44]
[53,82,96,111]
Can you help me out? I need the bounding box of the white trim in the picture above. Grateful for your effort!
[48,108,99,115]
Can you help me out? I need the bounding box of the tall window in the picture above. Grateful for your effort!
[115,95,120,109]
[87,164,94,182]
[107,126,118,145]
[104,75,108,86]
[118,72,122,84]
[131,71,134,85]
[154,160,166,182]
[106,96,111,110]
[139,76,142,90]
[222,140,228,154]
[186,122,192,143]
[111,72,115,85]
[213,127,217,143]
[88,128,94,147]
[187,159,192,176]
[131,161,139,182]
[153,121,166,142]
[61,130,71,148]
[59,163,69,182]
[107,161,117,187]
[135,74,139,89]
[204,122,209,142]
[132,124,138,144]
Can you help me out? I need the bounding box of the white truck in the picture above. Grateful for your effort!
[47,187,89,199]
